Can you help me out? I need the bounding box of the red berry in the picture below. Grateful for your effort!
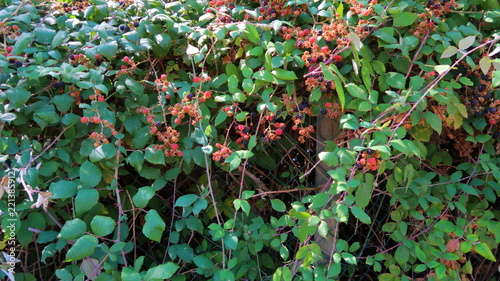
[95,54,101,60]
[367,157,377,165]
[80,117,88,123]
[309,37,316,44]
[325,102,332,108]
[193,77,200,83]
[123,56,130,63]
[171,143,179,150]
[204,91,211,98]
[112,130,118,136]
[174,118,181,124]
[370,165,378,171]
[93,117,101,123]
[6,46,13,53]
[237,125,245,131]
[276,129,283,135]
[160,74,167,80]
[146,116,154,123]
[427,21,435,28]
[12,25,18,31]
[489,119,497,125]
[97,96,105,102]
[320,46,329,53]
[359,158,366,165]
[429,71,436,77]
[333,55,342,62]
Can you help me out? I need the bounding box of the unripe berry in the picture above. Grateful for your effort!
[123,56,130,63]
[97,96,105,102]
[193,77,200,83]
[333,55,342,62]
[94,142,100,148]
[174,118,181,124]
[7,46,13,53]
[276,129,283,135]
[160,74,167,80]
[171,143,179,150]
[93,117,101,123]
[204,91,211,98]
[367,157,377,165]
[80,117,88,123]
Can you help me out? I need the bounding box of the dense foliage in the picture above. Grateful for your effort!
[1,0,500,280]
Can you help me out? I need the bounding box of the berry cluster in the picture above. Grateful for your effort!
[320,102,342,119]
[234,124,251,148]
[116,56,137,78]
[152,126,183,157]
[245,0,306,22]
[212,143,233,163]
[262,122,286,143]
[356,149,381,172]
[412,13,438,38]
[53,0,90,13]
[69,53,91,67]
[168,102,202,126]
[80,117,118,147]
[154,74,170,96]
[0,23,21,40]
[486,99,500,125]
[89,89,106,103]
[425,0,458,18]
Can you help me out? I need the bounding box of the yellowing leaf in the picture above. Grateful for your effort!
[458,36,475,50]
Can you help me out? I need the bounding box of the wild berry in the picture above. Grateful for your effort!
[366,148,374,155]
[69,54,75,60]
[133,22,139,27]
[471,99,479,106]
[119,24,127,31]
[477,84,486,92]
[123,56,130,63]
[320,108,327,115]
[242,126,250,134]
[489,108,497,113]
[94,60,102,66]
[15,61,22,67]
[481,74,489,80]
[186,93,194,100]
[297,113,303,119]
[54,81,65,88]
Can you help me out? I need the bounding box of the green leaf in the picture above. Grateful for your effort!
[193,256,214,270]
[394,245,410,266]
[271,199,287,212]
[65,235,98,262]
[125,78,145,95]
[175,194,198,207]
[355,173,373,208]
[80,161,102,188]
[350,206,371,224]
[385,72,406,89]
[311,193,330,209]
[272,69,298,80]
[192,198,208,215]
[475,243,497,261]
[441,46,458,59]
[244,24,260,45]
[75,189,99,216]
[345,83,368,100]
[224,233,238,250]
[90,216,116,237]
[6,88,30,107]
[97,41,118,60]
[321,63,333,81]
[333,74,345,110]
[144,262,179,280]
[434,220,455,233]
[394,12,418,27]
[58,219,86,240]
[177,244,194,262]
[424,111,442,134]
[145,147,165,165]
[12,32,34,55]
[51,30,69,48]
[133,186,156,208]
[143,210,165,242]
[318,151,339,166]
[457,183,479,196]
[458,36,475,50]
[228,75,239,93]
[127,151,144,172]
[49,180,78,199]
